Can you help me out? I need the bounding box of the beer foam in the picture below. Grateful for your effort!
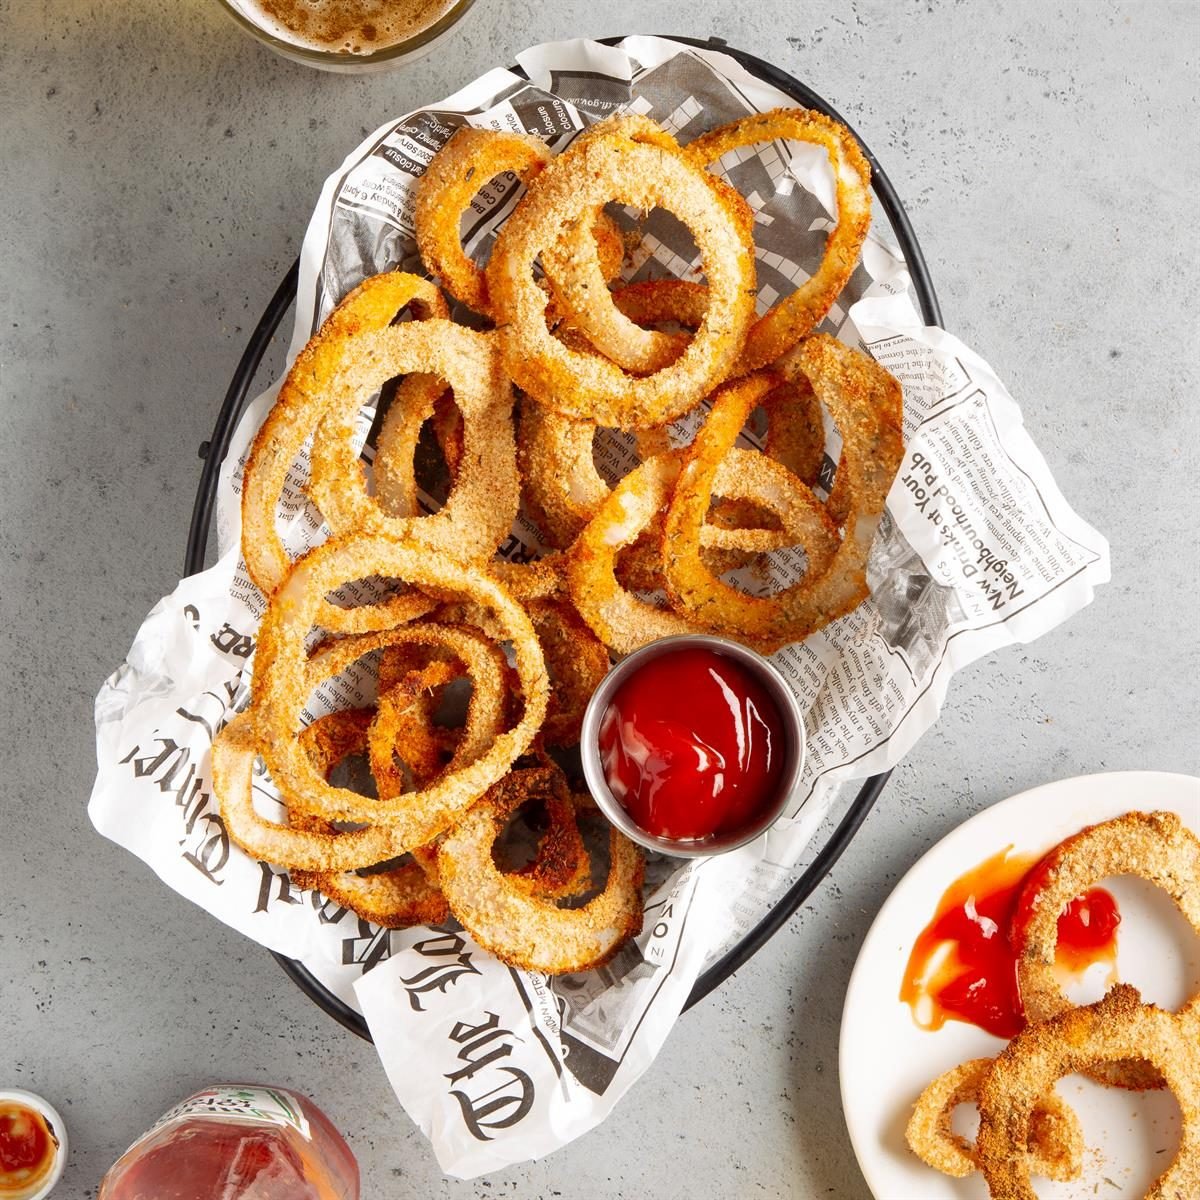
[237,0,458,54]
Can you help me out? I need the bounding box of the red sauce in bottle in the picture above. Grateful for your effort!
[598,646,787,841]
[0,1103,56,1196]
[899,845,1120,1039]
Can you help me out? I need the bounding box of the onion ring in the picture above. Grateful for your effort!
[976,985,1200,1200]
[905,1057,1082,1181]
[290,709,450,928]
[307,320,519,563]
[485,119,756,429]
[240,271,447,598]
[1012,809,1200,1090]
[414,127,552,316]
[517,401,670,548]
[660,369,840,637]
[437,766,645,974]
[374,373,448,518]
[249,535,548,846]
[683,107,872,372]
[661,337,901,647]
[527,599,610,747]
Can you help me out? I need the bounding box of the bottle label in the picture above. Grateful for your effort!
[129,1086,312,1154]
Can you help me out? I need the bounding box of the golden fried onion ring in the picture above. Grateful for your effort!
[308,320,519,563]
[414,126,552,316]
[374,373,447,519]
[905,1057,1082,1182]
[662,336,901,647]
[1013,809,1200,1090]
[249,535,549,843]
[976,986,1200,1200]
[438,766,645,974]
[684,107,872,372]
[485,119,756,429]
[240,271,448,597]
[291,708,450,928]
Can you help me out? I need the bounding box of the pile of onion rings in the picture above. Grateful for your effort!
[904,811,1200,1196]
[220,105,900,971]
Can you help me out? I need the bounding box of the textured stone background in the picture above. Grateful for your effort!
[1,1,1197,1196]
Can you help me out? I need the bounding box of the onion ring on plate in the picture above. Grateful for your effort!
[438,766,644,974]
[250,535,548,844]
[307,320,519,562]
[485,122,756,429]
[1012,810,1200,1090]
[290,708,450,928]
[976,986,1200,1200]
[414,127,552,316]
[905,1057,1082,1181]
[683,107,872,372]
[240,271,447,598]
[662,337,901,647]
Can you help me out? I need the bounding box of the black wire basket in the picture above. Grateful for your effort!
[186,35,942,1041]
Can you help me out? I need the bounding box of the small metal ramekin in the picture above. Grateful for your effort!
[580,635,807,858]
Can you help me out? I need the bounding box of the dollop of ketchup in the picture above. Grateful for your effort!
[0,1103,55,1193]
[598,646,787,840]
[899,845,1121,1039]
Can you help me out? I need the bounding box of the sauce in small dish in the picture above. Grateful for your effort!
[581,635,805,857]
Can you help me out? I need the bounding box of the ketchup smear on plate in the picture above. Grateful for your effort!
[598,646,786,841]
[899,845,1120,1039]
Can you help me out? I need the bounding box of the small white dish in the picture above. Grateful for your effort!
[839,771,1200,1199]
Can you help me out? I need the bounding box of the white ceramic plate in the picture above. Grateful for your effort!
[840,771,1200,1199]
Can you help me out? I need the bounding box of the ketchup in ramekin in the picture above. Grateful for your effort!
[582,636,805,856]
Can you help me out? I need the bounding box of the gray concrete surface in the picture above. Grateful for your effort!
[2,1,1198,1196]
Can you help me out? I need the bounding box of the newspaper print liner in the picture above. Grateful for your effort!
[90,35,1110,1177]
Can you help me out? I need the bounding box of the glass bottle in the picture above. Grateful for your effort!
[98,1085,359,1200]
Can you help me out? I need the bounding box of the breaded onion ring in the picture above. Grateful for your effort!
[374,373,447,518]
[291,708,450,928]
[976,986,1200,1200]
[517,402,670,548]
[905,1057,1082,1181]
[249,535,549,846]
[307,320,519,563]
[1012,809,1200,1090]
[414,127,552,316]
[565,453,706,654]
[660,369,839,637]
[528,599,611,747]
[485,119,756,429]
[662,336,902,648]
[684,107,872,372]
[438,767,645,974]
[240,271,447,597]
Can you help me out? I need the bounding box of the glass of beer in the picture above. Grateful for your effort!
[213,0,478,71]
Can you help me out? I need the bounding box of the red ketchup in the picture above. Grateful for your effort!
[0,1102,56,1197]
[900,846,1121,1039]
[598,646,787,841]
